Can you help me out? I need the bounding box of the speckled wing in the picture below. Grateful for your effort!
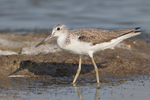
[70,27,140,45]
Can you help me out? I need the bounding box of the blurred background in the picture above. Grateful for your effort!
[0,0,150,33]
[0,1,150,100]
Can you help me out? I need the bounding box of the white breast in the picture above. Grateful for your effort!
[62,38,92,55]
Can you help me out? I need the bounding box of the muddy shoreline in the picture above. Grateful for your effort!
[0,33,150,82]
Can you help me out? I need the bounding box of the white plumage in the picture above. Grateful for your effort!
[35,24,141,84]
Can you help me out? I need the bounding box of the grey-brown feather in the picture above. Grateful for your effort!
[69,27,140,45]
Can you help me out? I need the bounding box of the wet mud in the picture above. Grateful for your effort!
[0,32,150,82]
[0,32,150,100]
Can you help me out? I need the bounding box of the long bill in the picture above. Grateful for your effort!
[35,33,53,47]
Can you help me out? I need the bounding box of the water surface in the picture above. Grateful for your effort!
[0,77,150,100]
[0,0,150,33]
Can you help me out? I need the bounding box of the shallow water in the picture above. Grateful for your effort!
[0,0,150,100]
[0,77,150,100]
[0,0,150,33]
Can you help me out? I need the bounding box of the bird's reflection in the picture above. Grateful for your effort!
[73,84,100,100]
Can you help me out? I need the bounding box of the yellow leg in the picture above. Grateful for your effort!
[91,57,100,84]
[73,57,82,84]
[94,84,100,100]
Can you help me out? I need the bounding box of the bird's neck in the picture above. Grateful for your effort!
[56,33,68,49]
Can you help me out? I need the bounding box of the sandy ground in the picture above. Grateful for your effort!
[0,32,150,82]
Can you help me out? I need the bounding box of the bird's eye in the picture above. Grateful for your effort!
[57,27,60,30]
